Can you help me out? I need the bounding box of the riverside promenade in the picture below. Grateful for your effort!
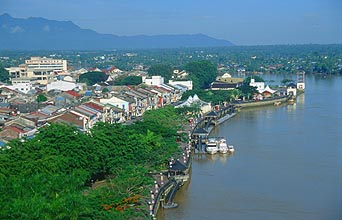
[147,123,192,219]
[148,105,238,219]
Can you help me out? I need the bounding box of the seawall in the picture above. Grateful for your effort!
[235,96,289,108]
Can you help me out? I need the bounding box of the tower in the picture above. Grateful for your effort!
[297,71,305,90]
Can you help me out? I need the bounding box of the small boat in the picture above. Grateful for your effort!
[206,138,219,154]
[273,101,281,106]
[288,96,296,104]
[218,138,228,154]
[228,145,235,153]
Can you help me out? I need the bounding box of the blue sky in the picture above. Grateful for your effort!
[1,0,341,45]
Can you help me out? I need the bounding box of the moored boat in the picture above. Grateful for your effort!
[218,138,228,154]
[206,138,219,154]
[228,145,235,153]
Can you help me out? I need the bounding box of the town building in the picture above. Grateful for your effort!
[142,75,164,86]
[249,78,265,92]
[168,80,193,90]
[7,57,68,85]
[9,78,34,94]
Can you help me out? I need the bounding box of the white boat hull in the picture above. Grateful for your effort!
[206,147,218,154]
[228,145,235,153]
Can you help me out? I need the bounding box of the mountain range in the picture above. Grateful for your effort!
[0,13,234,50]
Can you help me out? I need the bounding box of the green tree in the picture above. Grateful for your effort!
[0,106,185,219]
[184,61,217,89]
[79,71,108,86]
[148,64,173,81]
[0,67,10,83]
[114,76,142,85]
[36,94,47,103]
[102,87,109,93]
[230,89,242,101]
[243,76,265,84]
[237,84,257,99]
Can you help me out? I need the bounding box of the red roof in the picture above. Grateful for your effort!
[84,102,103,111]
[65,90,80,97]
[6,125,24,134]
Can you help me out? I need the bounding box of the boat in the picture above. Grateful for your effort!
[288,96,296,104]
[228,145,235,153]
[273,101,281,106]
[218,138,229,154]
[205,138,219,154]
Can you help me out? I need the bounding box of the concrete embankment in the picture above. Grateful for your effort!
[207,112,237,134]
[150,108,237,219]
[149,135,192,219]
[235,96,289,108]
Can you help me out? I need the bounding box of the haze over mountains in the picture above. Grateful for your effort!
[0,13,234,50]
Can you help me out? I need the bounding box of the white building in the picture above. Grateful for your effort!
[175,94,211,113]
[142,76,164,86]
[173,69,189,79]
[25,56,67,71]
[10,78,34,94]
[6,64,27,79]
[168,80,193,90]
[7,57,68,85]
[99,96,129,113]
[249,78,265,92]
[25,57,68,85]
[46,80,80,92]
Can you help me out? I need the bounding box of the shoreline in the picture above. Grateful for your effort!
[151,94,303,219]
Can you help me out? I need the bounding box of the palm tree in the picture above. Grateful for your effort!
[230,89,242,101]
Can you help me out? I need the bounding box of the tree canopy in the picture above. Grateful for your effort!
[243,75,265,84]
[36,94,47,103]
[181,89,234,105]
[114,75,142,85]
[78,71,109,86]
[0,67,10,83]
[147,64,173,81]
[0,106,183,219]
[184,60,217,89]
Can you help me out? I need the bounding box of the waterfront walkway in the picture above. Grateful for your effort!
[148,106,237,219]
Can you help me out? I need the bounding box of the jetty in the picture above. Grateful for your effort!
[148,144,192,219]
[190,105,237,154]
[233,95,291,108]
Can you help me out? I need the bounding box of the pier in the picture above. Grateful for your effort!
[191,105,237,153]
[150,104,237,219]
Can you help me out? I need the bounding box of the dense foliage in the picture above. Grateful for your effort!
[0,67,10,83]
[0,106,182,219]
[147,64,173,81]
[181,89,235,105]
[1,45,341,75]
[113,75,142,85]
[184,60,217,89]
[78,71,109,86]
[36,94,48,103]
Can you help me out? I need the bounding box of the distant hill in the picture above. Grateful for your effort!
[0,13,234,50]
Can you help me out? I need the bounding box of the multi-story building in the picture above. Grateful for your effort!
[6,64,27,79]
[142,75,164,86]
[10,78,33,94]
[25,57,67,85]
[7,57,68,85]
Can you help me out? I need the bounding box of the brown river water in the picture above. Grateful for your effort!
[158,75,342,220]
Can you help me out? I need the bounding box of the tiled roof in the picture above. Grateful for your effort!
[84,102,103,111]
[52,112,84,128]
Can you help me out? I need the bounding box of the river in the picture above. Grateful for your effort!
[158,75,342,220]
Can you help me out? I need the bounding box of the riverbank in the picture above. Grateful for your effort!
[150,106,239,219]
[234,95,290,108]
[148,121,193,219]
